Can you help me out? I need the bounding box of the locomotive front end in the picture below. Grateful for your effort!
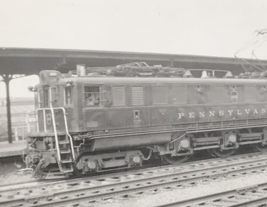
[26,70,76,177]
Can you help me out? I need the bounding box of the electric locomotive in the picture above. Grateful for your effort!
[26,62,267,178]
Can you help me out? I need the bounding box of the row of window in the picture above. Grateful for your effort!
[38,87,60,108]
[79,85,267,107]
[39,85,267,108]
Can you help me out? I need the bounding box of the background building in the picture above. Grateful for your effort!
[0,97,35,141]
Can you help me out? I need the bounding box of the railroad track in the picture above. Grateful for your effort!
[159,182,267,207]
[0,152,267,207]
[0,152,260,194]
[0,147,252,191]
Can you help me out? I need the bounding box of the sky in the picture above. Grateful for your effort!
[0,0,267,97]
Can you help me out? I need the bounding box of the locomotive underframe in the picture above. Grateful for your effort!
[75,150,144,174]
[26,123,267,176]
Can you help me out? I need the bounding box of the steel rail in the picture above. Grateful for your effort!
[158,182,267,207]
[1,153,267,207]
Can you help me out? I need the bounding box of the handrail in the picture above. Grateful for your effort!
[57,107,76,161]
[35,111,39,133]
[48,106,62,169]
[36,106,76,161]
[36,107,62,170]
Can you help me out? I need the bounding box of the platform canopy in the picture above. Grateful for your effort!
[1,47,267,76]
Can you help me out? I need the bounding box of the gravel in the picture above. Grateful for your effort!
[98,171,267,207]
[0,157,35,185]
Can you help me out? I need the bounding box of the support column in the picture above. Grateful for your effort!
[1,74,13,144]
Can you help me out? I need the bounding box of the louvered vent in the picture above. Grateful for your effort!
[132,86,144,105]
[113,87,125,106]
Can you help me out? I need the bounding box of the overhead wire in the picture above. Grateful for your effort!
[235,29,267,72]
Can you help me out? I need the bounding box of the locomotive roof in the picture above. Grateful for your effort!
[58,76,267,85]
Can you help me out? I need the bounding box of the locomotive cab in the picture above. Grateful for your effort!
[31,71,76,134]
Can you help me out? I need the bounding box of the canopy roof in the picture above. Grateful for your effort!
[1,47,267,76]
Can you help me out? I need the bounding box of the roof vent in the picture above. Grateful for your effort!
[224,71,233,78]
[77,64,86,77]
[183,70,192,78]
[201,70,209,78]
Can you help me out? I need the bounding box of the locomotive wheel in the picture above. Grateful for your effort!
[161,154,190,164]
[251,144,267,153]
[207,148,236,158]
[73,152,91,177]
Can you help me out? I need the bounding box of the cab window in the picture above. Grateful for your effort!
[84,86,101,107]
[64,87,72,105]
[37,88,43,108]
[50,87,57,106]
[43,87,49,107]
[34,92,39,108]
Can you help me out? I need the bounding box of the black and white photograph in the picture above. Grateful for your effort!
[0,1,267,206]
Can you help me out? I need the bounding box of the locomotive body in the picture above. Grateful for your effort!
[26,64,267,177]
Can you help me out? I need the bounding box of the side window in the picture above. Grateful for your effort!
[37,88,43,108]
[258,85,267,102]
[187,85,208,104]
[84,86,101,107]
[50,87,57,106]
[153,86,167,104]
[132,86,144,106]
[64,87,72,105]
[43,87,49,107]
[113,86,125,106]
[34,92,39,108]
[228,85,243,103]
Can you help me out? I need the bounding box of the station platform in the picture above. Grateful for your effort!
[0,140,27,158]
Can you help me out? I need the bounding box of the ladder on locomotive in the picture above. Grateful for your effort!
[36,107,75,174]
[50,107,75,174]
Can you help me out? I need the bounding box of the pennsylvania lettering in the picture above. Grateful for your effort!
[178,108,267,119]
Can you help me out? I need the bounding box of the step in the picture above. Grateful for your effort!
[61,159,73,164]
[63,168,74,173]
[60,149,71,154]
[45,172,66,180]
[59,140,70,145]
[62,165,74,172]
[28,132,66,137]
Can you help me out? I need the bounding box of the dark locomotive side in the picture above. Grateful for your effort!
[26,63,267,177]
